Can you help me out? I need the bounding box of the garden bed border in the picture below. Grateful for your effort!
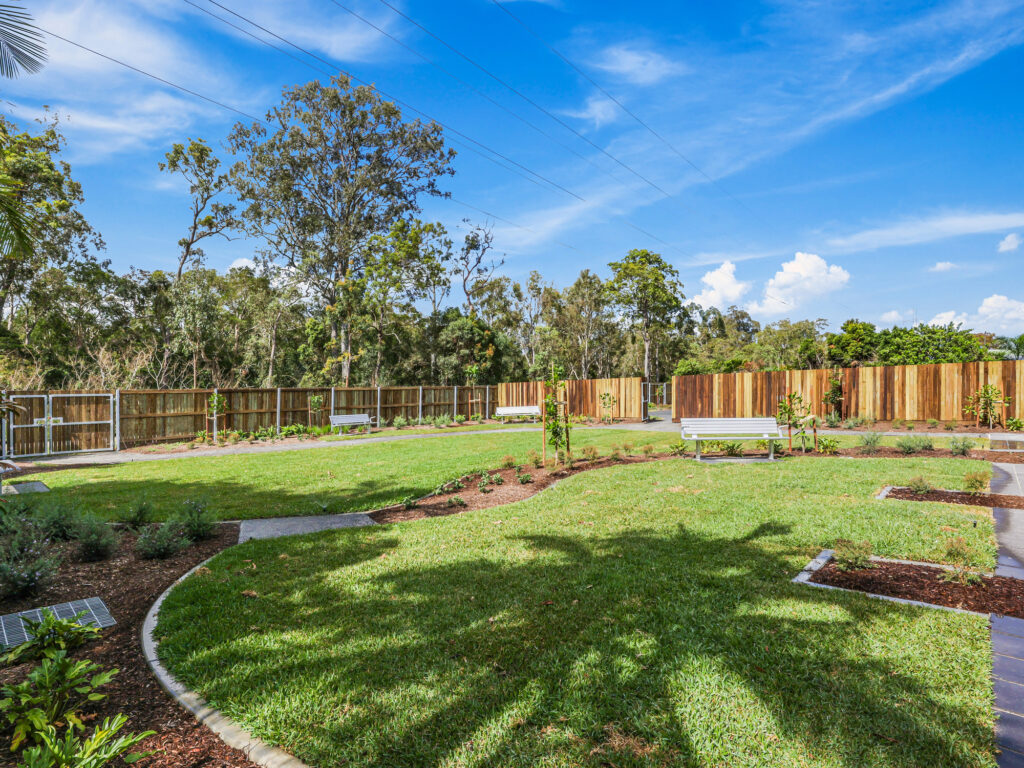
[141,557,311,768]
[792,549,989,617]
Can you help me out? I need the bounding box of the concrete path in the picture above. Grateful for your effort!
[238,512,375,543]
[993,464,1024,580]
[18,427,541,468]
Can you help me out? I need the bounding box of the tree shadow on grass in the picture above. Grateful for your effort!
[159,521,994,768]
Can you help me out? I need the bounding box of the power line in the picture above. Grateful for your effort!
[488,0,772,227]
[37,27,265,123]
[200,0,585,202]
[372,0,672,199]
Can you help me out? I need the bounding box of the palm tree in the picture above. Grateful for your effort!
[996,334,1024,360]
[0,3,45,78]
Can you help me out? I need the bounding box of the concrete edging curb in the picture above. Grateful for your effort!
[141,557,311,768]
[792,549,989,617]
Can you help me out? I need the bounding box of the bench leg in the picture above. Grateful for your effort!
[769,441,774,461]
[696,440,701,461]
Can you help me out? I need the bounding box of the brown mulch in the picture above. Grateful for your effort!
[369,452,671,523]
[0,525,258,768]
[811,560,1024,617]
[887,486,1024,510]
[836,419,1021,434]
[826,446,1024,464]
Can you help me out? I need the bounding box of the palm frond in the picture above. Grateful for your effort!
[0,3,46,79]
[0,184,37,260]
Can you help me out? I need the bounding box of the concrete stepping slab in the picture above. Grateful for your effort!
[238,512,375,543]
[996,655,1024,682]
[995,616,1024,639]
[998,711,1024,756]
[997,679,1024,717]
[999,746,1024,768]
[995,632,1024,660]
[1,481,50,495]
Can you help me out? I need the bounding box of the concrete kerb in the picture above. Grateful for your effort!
[793,549,989,617]
[141,557,311,768]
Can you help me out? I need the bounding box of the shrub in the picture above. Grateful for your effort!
[927,418,941,429]
[667,441,687,456]
[446,496,467,508]
[940,536,982,586]
[964,470,990,494]
[490,473,504,486]
[527,450,542,468]
[400,495,418,510]
[392,415,408,429]
[4,610,101,667]
[858,432,883,454]
[564,452,575,469]
[944,421,957,431]
[478,479,491,494]
[896,435,932,455]
[641,443,655,456]
[906,475,934,494]
[608,448,623,462]
[723,442,743,457]
[516,471,533,484]
[20,713,154,767]
[833,539,875,572]
[0,523,59,600]
[0,651,116,750]
[1007,417,1024,432]
[135,523,188,560]
[471,412,483,422]
[621,442,634,456]
[500,455,517,469]
[119,498,153,531]
[581,445,600,461]
[817,436,839,455]
[454,414,467,424]
[905,422,915,431]
[73,516,119,563]
[174,499,215,542]
[949,437,974,456]
[891,418,904,430]
[825,411,841,428]
[32,503,79,543]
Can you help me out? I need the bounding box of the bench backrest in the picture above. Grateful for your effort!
[330,414,371,425]
[494,406,541,416]
[680,418,782,438]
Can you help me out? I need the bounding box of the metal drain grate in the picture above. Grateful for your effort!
[0,597,115,648]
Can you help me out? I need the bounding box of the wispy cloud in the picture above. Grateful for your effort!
[929,294,1024,334]
[999,232,1022,252]
[590,43,688,85]
[929,261,958,272]
[562,94,620,129]
[826,211,1024,253]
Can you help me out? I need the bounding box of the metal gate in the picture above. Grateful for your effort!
[2,393,115,459]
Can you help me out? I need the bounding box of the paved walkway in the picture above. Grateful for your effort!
[238,512,375,543]
[990,463,1024,766]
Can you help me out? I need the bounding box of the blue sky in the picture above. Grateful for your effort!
[7,0,1024,333]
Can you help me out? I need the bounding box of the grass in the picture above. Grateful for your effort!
[35,429,676,521]
[157,456,996,767]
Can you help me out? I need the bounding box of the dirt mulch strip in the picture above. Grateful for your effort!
[811,560,1024,617]
[0,525,257,768]
[833,420,1021,435]
[887,486,1024,510]
[369,453,673,523]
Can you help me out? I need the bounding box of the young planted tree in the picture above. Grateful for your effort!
[605,249,684,379]
[159,138,237,279]
[227,76,454,386]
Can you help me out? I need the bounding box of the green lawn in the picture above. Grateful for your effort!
[157,455,996,767]
[35,429,676,521]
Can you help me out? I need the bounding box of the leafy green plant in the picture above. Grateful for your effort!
[174,499,215,542]
[4,612,101,667]
[446,496,466,508]
[667,441,687,456]
[500,455,517,469]
[896,436,932,455]
[641,443,655,456]
[949,437,974,456]
[833,539,875,572]
[0,652,116,750]
[824,411,841,428]
[608,448,623,462]
[581,445,600,461]
[134,523,188,560]
[489,473,503,485]
[32,503,79,543]
[599,392,617,424]
[621,442,634,456]
[905,422,915,431]
[858,432,883,454]
[400,495,418,510]
[891,418,904,430]
[927,418,940,429]
[723,442,743,457]
[944,421,957,431]
[516,471,533,485]
[0,523,59,600]
[1007,417,1024,432]
[776,392,808,452]
[471,412,483,422]
[940,537,983,586]
[963,384,1009,428]
[822,370,843,420]
[817,436,839,455]
[392,415,408,428]
[906,476,934,495]
[963,471,989,495]
[73,517,119,563]
[543,364,571,462]
[527,450,542,468]
[477,479,491,494]
[454,414,467,424]
[18,713,154,768]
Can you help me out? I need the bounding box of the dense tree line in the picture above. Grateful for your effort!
[1,77,1017,391]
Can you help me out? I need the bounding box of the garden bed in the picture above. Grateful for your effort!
[811,560,1024,617]
[887,486,1024,509]
[833,419,1023,434]
[0,525,255,768]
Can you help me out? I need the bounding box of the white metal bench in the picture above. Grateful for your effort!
[494,405,541,422]
[989,433,1024,452]
[680,417,784,460]
[329,414,375,434]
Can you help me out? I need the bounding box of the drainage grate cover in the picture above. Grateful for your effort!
[0,597,115,648]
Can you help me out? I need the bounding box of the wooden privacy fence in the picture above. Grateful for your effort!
[672,361,1024,422]
[497,377,647,421]
[1,385,497,456]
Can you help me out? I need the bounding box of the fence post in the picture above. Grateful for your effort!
[418,386,423,424]
[330,387,335,418]
[485,386,489,420]
[453,385,458,419]
[376,386,382,427]
[1,389,6,459]
[212,387,218,442]
[114,389,120,451]
[276,388,281,434]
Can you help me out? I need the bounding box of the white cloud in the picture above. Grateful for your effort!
[826,211,1024,253]
[999,232,1021,252]
[563,95,620,128]
[880,310,907,324]
[929,260,958,272]
[748,252,850,316]
[229,258,257,271]
[591,44,687,85]
[929,294,1024,334]
[692,261,750,309]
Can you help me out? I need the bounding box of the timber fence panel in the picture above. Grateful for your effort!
[497,377,646,420]
[672,361,1024,421]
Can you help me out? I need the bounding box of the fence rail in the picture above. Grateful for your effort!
[497,377,647,421]
[672,361,1024,422]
